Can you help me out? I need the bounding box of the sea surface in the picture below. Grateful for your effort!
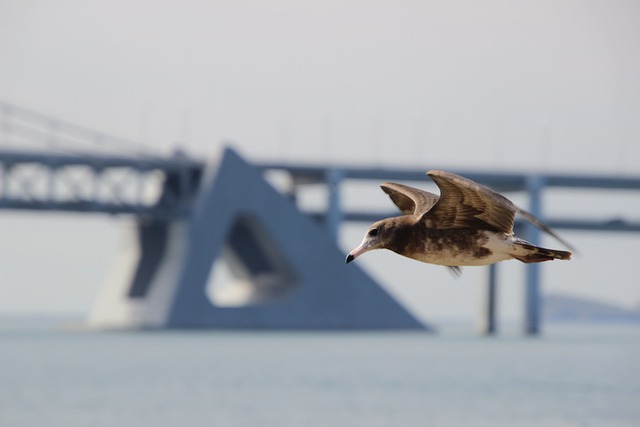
[1,319,639,427]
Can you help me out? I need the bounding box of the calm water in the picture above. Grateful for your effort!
[1,320,639,427]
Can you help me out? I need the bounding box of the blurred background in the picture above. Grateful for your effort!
[1,1,639,426]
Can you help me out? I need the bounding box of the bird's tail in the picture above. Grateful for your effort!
[512,240,572,264]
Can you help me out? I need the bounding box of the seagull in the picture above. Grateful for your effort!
[345,170,573,274]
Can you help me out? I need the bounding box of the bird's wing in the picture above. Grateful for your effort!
[423,170,577,251]
[381,182,440,215]
[421,170,516,233]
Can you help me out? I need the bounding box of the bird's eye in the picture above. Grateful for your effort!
[368,228,379,237]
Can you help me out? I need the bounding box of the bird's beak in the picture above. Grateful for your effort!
[345,241,371,264]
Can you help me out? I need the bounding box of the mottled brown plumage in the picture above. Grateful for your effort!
[345,170,574,272]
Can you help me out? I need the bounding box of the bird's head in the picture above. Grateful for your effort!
[345,218,402,264]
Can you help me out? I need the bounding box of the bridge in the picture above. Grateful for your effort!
[2,101,639,334]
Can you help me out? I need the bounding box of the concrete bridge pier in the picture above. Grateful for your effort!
[89,148,426,330]
[477,263,498,335]
[524,175,545,336]
[88,217,190,329]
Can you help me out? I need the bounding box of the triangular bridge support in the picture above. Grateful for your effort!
[89,147,427,330]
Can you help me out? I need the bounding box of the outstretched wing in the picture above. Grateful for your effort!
[423,170,576,251]
[422,170,516,233]
[381,182,440,215]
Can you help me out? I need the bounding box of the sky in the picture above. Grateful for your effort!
[1,0,640,325]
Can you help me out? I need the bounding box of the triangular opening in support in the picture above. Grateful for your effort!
[206,214,298,307]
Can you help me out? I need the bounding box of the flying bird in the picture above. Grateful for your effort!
[345,170,573,274]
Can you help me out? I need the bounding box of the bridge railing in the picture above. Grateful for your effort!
[0,150,203,219]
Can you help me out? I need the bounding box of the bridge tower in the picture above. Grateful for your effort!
[89,148,427,330]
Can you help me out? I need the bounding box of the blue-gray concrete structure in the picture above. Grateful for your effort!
[88,148,427,329]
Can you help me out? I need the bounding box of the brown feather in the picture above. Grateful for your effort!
[423,170,516,233]
[380,182,439,215]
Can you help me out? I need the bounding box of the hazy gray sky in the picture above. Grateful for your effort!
[1,0,639,324]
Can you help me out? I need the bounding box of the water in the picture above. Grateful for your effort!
[1,320,639,427]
